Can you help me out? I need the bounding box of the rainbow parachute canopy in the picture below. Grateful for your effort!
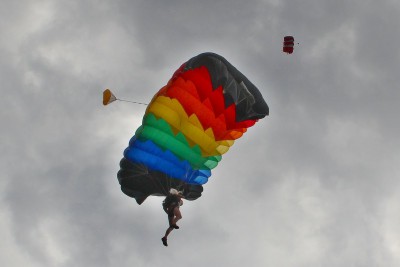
[117,52,269,204]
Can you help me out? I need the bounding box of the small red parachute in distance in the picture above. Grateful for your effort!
[283,36,295,54]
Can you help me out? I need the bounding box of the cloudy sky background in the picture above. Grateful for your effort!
[1,0,400,266]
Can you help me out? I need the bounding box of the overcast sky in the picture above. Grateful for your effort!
[1,0,400,266]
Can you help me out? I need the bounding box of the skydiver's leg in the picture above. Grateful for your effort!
[162,207,182,246]
[162,212,175,245]
[171,207,182,227]
[164,226,174,237]
[162,224,174,246]
[168,206,179,226]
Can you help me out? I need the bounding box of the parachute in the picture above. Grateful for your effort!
[103,89,117,105]
[283,36,295,54]
[117,52,269,204]
[103,89,148,106]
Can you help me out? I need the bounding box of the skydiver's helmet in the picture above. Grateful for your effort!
[169,188,179,195]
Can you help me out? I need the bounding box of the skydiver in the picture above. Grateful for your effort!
[161,188,184,246]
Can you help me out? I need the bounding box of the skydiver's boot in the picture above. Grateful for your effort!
[169,218,179,229]
[171,224,179,229]
[161,237,168,246]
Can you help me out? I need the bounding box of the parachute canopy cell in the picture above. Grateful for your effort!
[117,52,269,204]
[283,36,295,54]
[103,89,117,105]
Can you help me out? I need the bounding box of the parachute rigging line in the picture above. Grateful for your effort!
[117,99,148,105]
